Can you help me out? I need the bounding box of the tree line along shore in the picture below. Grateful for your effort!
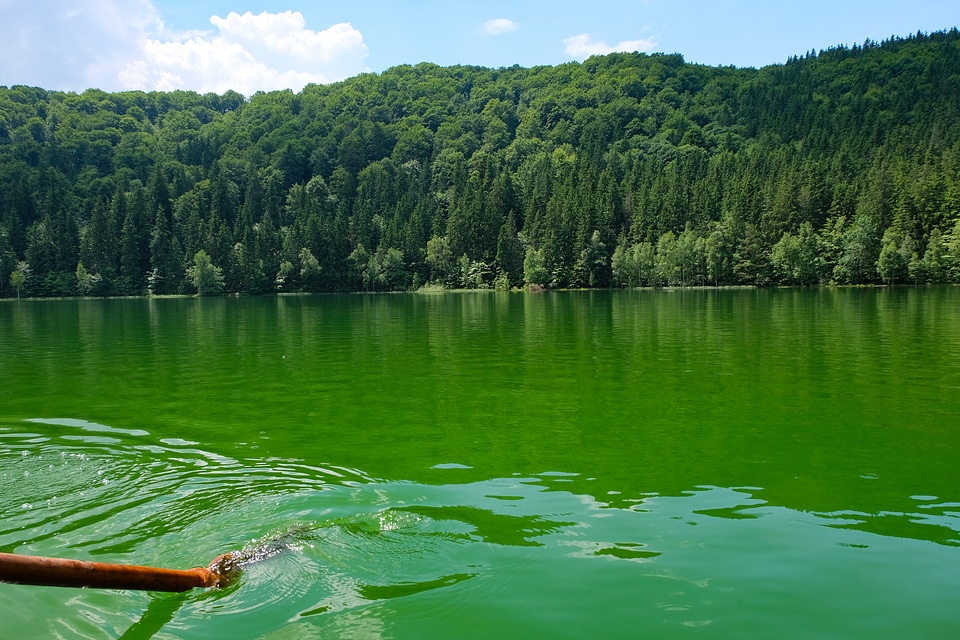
[1,29,959,297]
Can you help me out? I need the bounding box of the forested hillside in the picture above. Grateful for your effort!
[1,29,959,297]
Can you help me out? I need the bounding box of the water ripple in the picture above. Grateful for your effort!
[3,419,960,639]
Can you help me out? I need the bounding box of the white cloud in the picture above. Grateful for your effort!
[124,11,369,95]
[0,2,368,94]
[482,18,519,36]
[564,33,657,59]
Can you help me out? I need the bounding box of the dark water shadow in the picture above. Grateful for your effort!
[396,505,575,547]
[117,593,189,640]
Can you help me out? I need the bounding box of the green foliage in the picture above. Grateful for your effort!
[834,214,880,284]
[276,260,294,291]
[3,29,960,296]
[299,247,322,292]
[9,261,29,298]
[457,255,491,289]
[187,249,224,296]
[923,228,951,283]
[370,246,407,291]
[495,213,525,287]
[612,240,656,287]
[771,223,823,285]
[523,247,549,287]
[75,261,101,295]
[876,227,908,284]
[425,235,453,283]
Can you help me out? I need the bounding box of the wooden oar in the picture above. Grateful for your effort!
[0,551,236,592]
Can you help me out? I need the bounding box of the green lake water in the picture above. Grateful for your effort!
[1,288,958,639]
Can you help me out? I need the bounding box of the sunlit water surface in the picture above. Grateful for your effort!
[1,289,958,639]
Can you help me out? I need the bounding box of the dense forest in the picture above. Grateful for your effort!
[1,29,959,297]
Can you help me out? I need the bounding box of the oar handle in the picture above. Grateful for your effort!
[0,551,230,592]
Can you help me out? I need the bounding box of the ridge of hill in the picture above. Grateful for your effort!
[1,28,959,296]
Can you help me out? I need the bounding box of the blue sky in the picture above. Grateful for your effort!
[1,1,957,95]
